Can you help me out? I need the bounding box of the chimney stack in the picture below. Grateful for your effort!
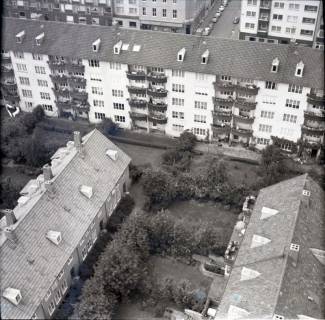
[4,226,18,244]
[74,131,84,157]
[4,209,17,226]
[45,180,54,194]
[43,164,53,182]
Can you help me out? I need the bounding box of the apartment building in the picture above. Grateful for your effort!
[215,174,325,319]
[3,0,113,26]
[112,0,140,29]
[0,129,131,319]
[239,0,323,48]
[1,17,324,159]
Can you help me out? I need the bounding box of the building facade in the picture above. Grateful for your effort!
[239,0,323,48]
[1,18,324,159]
[0,129,131,319]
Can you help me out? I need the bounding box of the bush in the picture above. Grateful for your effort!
[20,113,37,133]
[99,118,119,136]
[129,163,144,184]
[177,131,196,152]
[32,105,45,122]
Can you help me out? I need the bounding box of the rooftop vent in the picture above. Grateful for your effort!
[106,149,118,161]
[290,243,300,252]
[92,38,101,52]
[43,164,53,182]
[46,230,62,245]
[16,30,25,44]
[3,209,17,226]
[177,48,186,62]
[80,185,93,199]
[302,189,310,197]
[289,243,299,267]
[114,40,123,55]
[240,267,261,281]
[3,288,22,306]
[295,60,304,77]
[201,49,209,64]
[251,234,271,248]
[35,32,45,46]
[4,226,18,244]
[260,206,279,219]
[132,44,141,52]
[271,57,279,73]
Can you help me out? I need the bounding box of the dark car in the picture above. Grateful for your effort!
[233,16,240,24]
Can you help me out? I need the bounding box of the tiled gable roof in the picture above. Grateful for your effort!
[0,129,131,319]
[216,174,325,319]
[2,17,324,89]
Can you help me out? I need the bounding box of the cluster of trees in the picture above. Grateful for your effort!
[1,106,58,167]
[78,210,225,319]
[98,118,119,136]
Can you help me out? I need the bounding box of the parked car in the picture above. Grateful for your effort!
[233,16,240,24]
[212,17,218,23]
[195,27,203,35]
[215,11,221,17]
[219,5,225,12]
[202,27,211,36]
[223,0,228,6]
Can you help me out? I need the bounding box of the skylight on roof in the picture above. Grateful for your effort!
[132,44,141,52]
[3,288,22,306]
[80,185,93,199]
[260,206,279,220]
[122,43,129,51]
[251,234,271,248]
[240,267,261,281]
[46,230,62,245]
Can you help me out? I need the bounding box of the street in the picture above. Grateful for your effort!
[198,0,241,40]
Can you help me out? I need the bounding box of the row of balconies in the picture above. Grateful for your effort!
[129,111,167,124]
[128,99,168,112]
[304,110,325,121]
[127,86,168,97]
[307,93,325,106]
[211,124,253,138]
[301,125,325,136]
[126,71,167,83]
[214,80,260,96]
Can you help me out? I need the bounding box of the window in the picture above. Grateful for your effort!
[271,26,281,32]
[32,53,43,60]
[259,124,272,133]
[88,60,100,67]
[272,14,283,20]
[290,243,300,251]
[95,112,105,119]
[287,15,298,23]
[302,17,316,24]
[112,89,123,97]
[246,11,256,17]
[114,115,125,122]
[285,99,300,109]
[194,114,206,123]
[245,23,255,29]
[304,5,318,12]
[110,62,121,70]
[61,280,68,294]
[13,51,24,59]
[172,124,184,132]
[129,7,137,14]
[195,90,208,96]
[288,3,299,10]
[220,90,233,96]
[285,27,296,34]
[300,29,313,36]
[152,8,156,16]
[283,113,297,123]
[67,256,73,265]
[172,97,184,106]
[247,0,257,5]
[162,9,166,17]
[172,111,184,119]
[40,92,51,100]
[93,99,104,107]
[113,103,124,110]
[257,137,270,145]
[194,101,208,110]
[193,128,206,136]
[142,7,146,15]
[25,101,33,108]
[37,79,48,87]
[172,83,185,93]
[16,63,27,72]
[129,21,137,27]
[273,315,284,320]
[90,76,102,82]
[195,73,208,81]
[260,110,274,119]
[274,2,284,9]
[172,69,184,77]
[42,104,53,111]
[91,87,103,95]
[48,301,55,315]
[22,89,32,98]
[288,84,302,94]
[35,66,46,74]
[19,77,30,85]
[172,9,177,18]
[265,81,276,90]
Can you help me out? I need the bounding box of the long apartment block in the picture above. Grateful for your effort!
[239,0,324,49]
[1,17,324,159]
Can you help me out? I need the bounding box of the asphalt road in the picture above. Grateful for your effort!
[198,0,241,40]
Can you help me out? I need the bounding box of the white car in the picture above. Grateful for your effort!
[223,0,228,6]
[215,11,221,17]
[219,5,225,12]
[202,27,211,36]
[212,17,218,23]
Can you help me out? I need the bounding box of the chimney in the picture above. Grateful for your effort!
[4,226,18,244]
[4,209,17,226]
[43,164,53,182]
[74,131,84,157]
[289,243,300,267]
[45,180,54,194]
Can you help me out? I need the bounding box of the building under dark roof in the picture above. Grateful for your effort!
[216,174,325,319]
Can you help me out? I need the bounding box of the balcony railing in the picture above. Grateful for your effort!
[53,87,70,97]
[301,125,325,136]
[1,80,17,90]
[211,124,231,135]
[72,99,90,111]
[126,71,146,81]
[129,99,147,109]
[236,84,259,95]
[304,111,325,122]
[214,96,234,105]
[48,60,67,70]
[1,55,11,63]
[148,102,167,112]
[260,2,271,9]
[231,127,253,137]
[257,27,268,33]
[307,93,325,105]
[66,63,85,74]
[147,72,167,83]
[71,90,88,101]
[147,87,168,98]
[214,80,237,91]
[68,76,87,87]
[1,66,14,77]
[148,113,167,124]
[233,114,255,124]
[234,98,257,110]
[258,15,269,21]
[129,112,148,121]
[50,74,69,83]
[127,86,147,94]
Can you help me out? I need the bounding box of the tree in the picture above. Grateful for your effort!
[0,178,20,211]
[32,105,45,122]
[206,159,228,186]
[20,113,37,133]
[99,118,119,136]
[177,131,196,152]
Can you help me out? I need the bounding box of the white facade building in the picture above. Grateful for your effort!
[239,0,323,47]
[1,17,324,158]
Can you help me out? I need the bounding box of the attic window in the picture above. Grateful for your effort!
[92,38,101,52]
[260,206,279,219]
[80,185,93,199]
[302,190,310,196]
[106,149,118,161]
[16,30,25,43]
[290,243,300,252]
[273,315,284,320]
[132,44,141,52]
[46,230,62,245]
[295,61,304,77]
[3,288,22,306]
[114,40,123,55]
[35,32,45,46]
[271,57,279,73]
[177,48,186,62]
[201,50,209,64]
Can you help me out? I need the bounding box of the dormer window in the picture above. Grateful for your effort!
[290,243,300,251]
[92,38,101,52]
[35,32,45,46]
[271,57,279,73]
[46,230,62,245]
[201,50,209,64]
[295,61,304,77]
[3,288,22,306]
[177,48,186,62]
[113,40,123,55]
[16,30,25,44]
